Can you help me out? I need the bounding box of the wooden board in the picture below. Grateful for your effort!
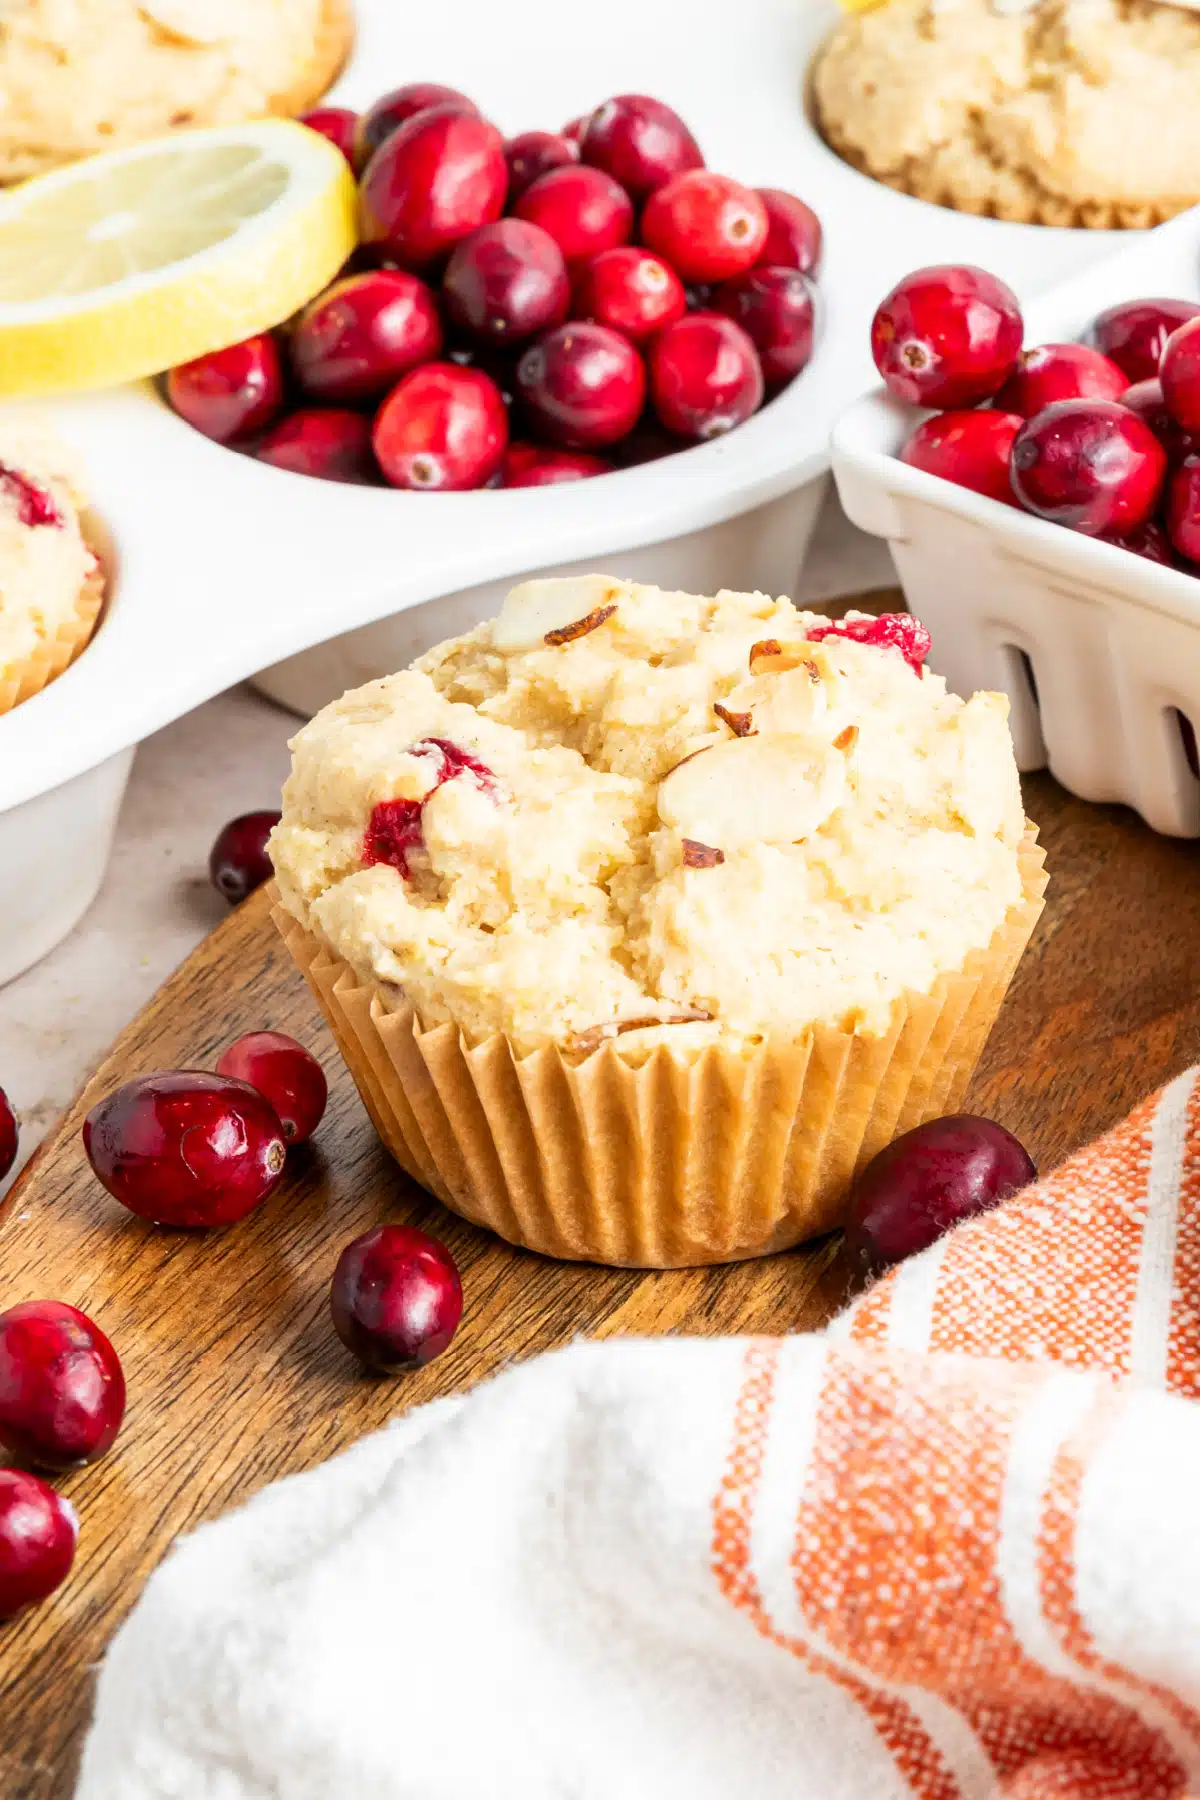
[4,766,1200,1795]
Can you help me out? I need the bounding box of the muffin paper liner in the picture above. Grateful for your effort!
[0,570,104,716]
[273,830,1047,1268]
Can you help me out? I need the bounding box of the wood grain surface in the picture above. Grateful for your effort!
[2,767,1200,1795]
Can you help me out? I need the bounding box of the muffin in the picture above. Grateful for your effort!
[0,0,353,183]
[0,422,105,714]
[813,0,1200,228]
[270,576,1046,1267]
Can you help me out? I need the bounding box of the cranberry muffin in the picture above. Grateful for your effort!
[271,576,1046,1265]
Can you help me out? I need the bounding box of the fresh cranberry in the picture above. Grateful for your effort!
[208,810,280,905]
[642,172,768,284]
[994,342,1128,417]
[216,1032,327,1145]
[571,246,685,342]
[872,265,1023,409]
[373,362,507,490]
[83,1072,287,1229]
[300,106,358,166]
[290,271,442,403]
[331,1224,463,1370]
[1101,519,1176,567]
[1091,298,1200,384]
[256,409,376,484]
[1167,455,1200,564]
[0,1301,125,1470]
[845,1115,1035,1277]
[0,1470,77,1619]
[900,409,1023,507]
[1160,316,1200,434]
[1010,399,1167,536]
[1120,378,1200,464]
[514,165,633,266]
[806,612,932,676]
[755,187,822,278]
[354,83,479,171]
[360,106,507,269]
[712,266,815,388]
[363,738,498,879]
[0,1087,15,1183]
[502,443,612,486]
[648,312,763,440]
[504,130,579,199]
[561,115,589,146]
[166,335,284,444]
[580,94,703,199]
[443,219,569,344]
[516,322,645,449]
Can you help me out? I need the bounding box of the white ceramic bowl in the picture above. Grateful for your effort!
[832,205,1200,838]
[0,0,1128,983]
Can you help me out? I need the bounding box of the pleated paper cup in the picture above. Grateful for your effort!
[0,569,104,715]
[273,830,1047,1268]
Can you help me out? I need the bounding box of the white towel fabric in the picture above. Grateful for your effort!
[77,1069,1200,1799]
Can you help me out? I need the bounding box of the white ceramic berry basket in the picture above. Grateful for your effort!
[831,203,1200,838]
[0,0,1127,985]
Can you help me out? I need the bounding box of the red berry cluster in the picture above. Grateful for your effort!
[166,86,822,489]
[0,1014,462,1621]
[873,266,1200,569]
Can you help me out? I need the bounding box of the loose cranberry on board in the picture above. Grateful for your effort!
[0,1470,78,1619]
[845,1115,1036,1278]
[216,1032,328,1145]
[209,811,280,906]
[331,1224,463,1370]
[0,1085,15,1182]
[0,1301,125,1469]
[83,1072,288,1228]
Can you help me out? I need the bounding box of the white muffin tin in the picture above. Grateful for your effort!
[832,203,1200,838]
[0,0,1125,984]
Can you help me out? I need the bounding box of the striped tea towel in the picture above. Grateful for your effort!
[77,1069,1200,1800]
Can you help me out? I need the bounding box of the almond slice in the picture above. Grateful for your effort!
[491,575,627,653]
[681,838,725,868]
[544,604,617,646]
[569,1008,714,1056]
[657,734,845,847]
[833,724,858,752]
[712,701,754,737]
[748,639,820,679]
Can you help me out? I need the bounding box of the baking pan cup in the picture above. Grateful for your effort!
[273,831,1046,1268]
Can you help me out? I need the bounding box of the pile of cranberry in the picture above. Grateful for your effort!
[873,265,1200,569]
[164,86,822,490]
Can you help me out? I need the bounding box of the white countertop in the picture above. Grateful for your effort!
[0,496,892,1196]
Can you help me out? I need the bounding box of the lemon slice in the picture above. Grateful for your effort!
[0,120,357,396]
